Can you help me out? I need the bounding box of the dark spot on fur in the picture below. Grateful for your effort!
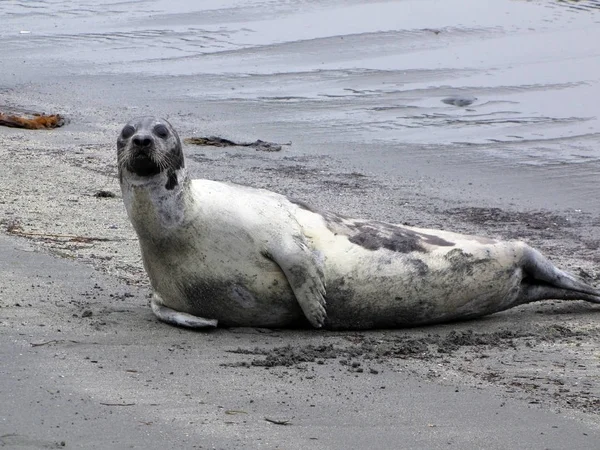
[415,232,455,247]
[408,258,429,276]
[324,277,438,330]
[442,248,490,278]
[444,248,473,262]
[179,277,306,328]
[323,212,345,225]
[165,172,178,190]
[317,212,453,253]
[348,223,423,253]
[180,278,223,319]
[168,136,185,171]
[229,285,257,308]
[288,199,346,227]
[287,264,309,288]
[321,279,373,329]
[345,221,453,253]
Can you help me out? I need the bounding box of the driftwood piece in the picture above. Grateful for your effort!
[0,112,65,129]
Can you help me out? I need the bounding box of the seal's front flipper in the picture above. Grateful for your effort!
[151,296,218,329]
[264,233,327,328]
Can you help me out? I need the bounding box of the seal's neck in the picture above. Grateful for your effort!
[120,168,192,239]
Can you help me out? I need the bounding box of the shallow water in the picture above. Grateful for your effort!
[2,0,600,209]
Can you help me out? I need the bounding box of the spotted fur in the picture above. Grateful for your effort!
[119,117,600,330]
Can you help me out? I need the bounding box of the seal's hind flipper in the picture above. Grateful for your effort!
[520,284,600,304]
[151,296,218,329]
[519,247,600,304]
[263,233,327,328]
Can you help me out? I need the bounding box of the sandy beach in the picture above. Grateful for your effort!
[1,0,600,448]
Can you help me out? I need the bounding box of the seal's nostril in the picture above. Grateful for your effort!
[133,136,152,147]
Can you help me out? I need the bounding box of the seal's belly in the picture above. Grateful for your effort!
[145,248,306,327]
[178,271,304,327]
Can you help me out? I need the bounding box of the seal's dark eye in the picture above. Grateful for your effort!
[154,124,169,138]
[121,125,135,139]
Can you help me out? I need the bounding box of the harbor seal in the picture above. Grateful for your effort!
[117,116,600,330]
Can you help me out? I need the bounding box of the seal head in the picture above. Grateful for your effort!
[117,116,183,189]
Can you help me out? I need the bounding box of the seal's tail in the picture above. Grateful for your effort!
[518,246,600,304]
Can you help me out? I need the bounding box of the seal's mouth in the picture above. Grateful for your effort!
[127,151,161,177]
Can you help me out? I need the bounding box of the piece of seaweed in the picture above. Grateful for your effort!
[184,136,290,152]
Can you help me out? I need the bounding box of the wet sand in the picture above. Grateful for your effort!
[1,0,600,448]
